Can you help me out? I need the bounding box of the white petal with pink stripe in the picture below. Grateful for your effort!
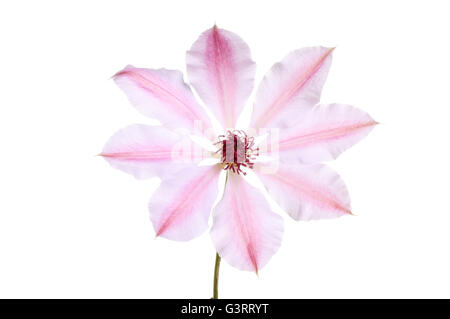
[250,47,333,129]
[187,26,256,129]
[150,165,222,241]
[211,173,284,272]
[101,124,200,179]
[256,163,351,221]
[114,66,212,132]
[262,103,377,164]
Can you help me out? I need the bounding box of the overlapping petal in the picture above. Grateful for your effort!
[256,163,351,221]
[187,26,256,129]
[250,47,333,129]
[261,103,377,163]
[114,66,211,132]
[101,124,201,179]
[210,173,283,272]
[150,165,222,241]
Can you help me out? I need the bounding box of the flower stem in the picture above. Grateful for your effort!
[212,171,228,299]
[213,252,221,299]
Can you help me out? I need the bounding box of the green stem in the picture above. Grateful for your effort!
[212,171,228,299]
[213,253,221,299]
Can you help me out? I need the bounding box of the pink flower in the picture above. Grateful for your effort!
[101,26,376,275]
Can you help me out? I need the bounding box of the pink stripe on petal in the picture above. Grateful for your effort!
[257,163,351,221]
[101,124,199,179]
[279,122,376,150]
[101,151,173,161]
[262,103,377,164]
[251,47,333,129]
[210,173,283,272]
[114,66,211,132]
[150,165,221,241]
[187,26,256,129]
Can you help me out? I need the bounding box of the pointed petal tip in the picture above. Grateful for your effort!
[255,268,259,277]
[112,70,126,79]
[318,47,335,60]
[251,260,259,275]
[346,210,355,216]
[98,152,112,158]
[112,66,135,79]
[321,47,335,55]
[339,204,353,216]
[210,24,219,34]
[155,227,164,238]
[327,47,336,56]
[98,152,116,158]
[154,227,165,239]
[364,120,379,130]
[359,119,379,129]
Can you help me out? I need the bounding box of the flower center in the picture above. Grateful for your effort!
[215,130,259,175]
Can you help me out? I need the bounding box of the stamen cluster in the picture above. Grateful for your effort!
[216,130,259,175]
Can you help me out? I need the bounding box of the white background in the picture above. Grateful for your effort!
[1,0,449,298]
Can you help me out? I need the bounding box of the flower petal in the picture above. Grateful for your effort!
[262,103,377,163]
[256,163,351,221]
[101,124,200,179]
[187,26,256,129]
[210,173,284,272]
[114,66,211,132]
[250,47,333,129]
[150,165,222,241]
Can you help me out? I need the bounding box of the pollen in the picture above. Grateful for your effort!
[215,130,259,175]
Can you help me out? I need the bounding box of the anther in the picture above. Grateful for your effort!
[215,130,259,175]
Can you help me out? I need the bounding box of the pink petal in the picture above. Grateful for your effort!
[150,165,221,241]
[250,47,333,129]
[256,163,351,221]
[101,124,200,179]
[210,173,283,272]
[187,26,256,129]
[262,103,377,163]
[114,66,211,132]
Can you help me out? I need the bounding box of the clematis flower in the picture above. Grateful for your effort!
[100,25,376,296]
